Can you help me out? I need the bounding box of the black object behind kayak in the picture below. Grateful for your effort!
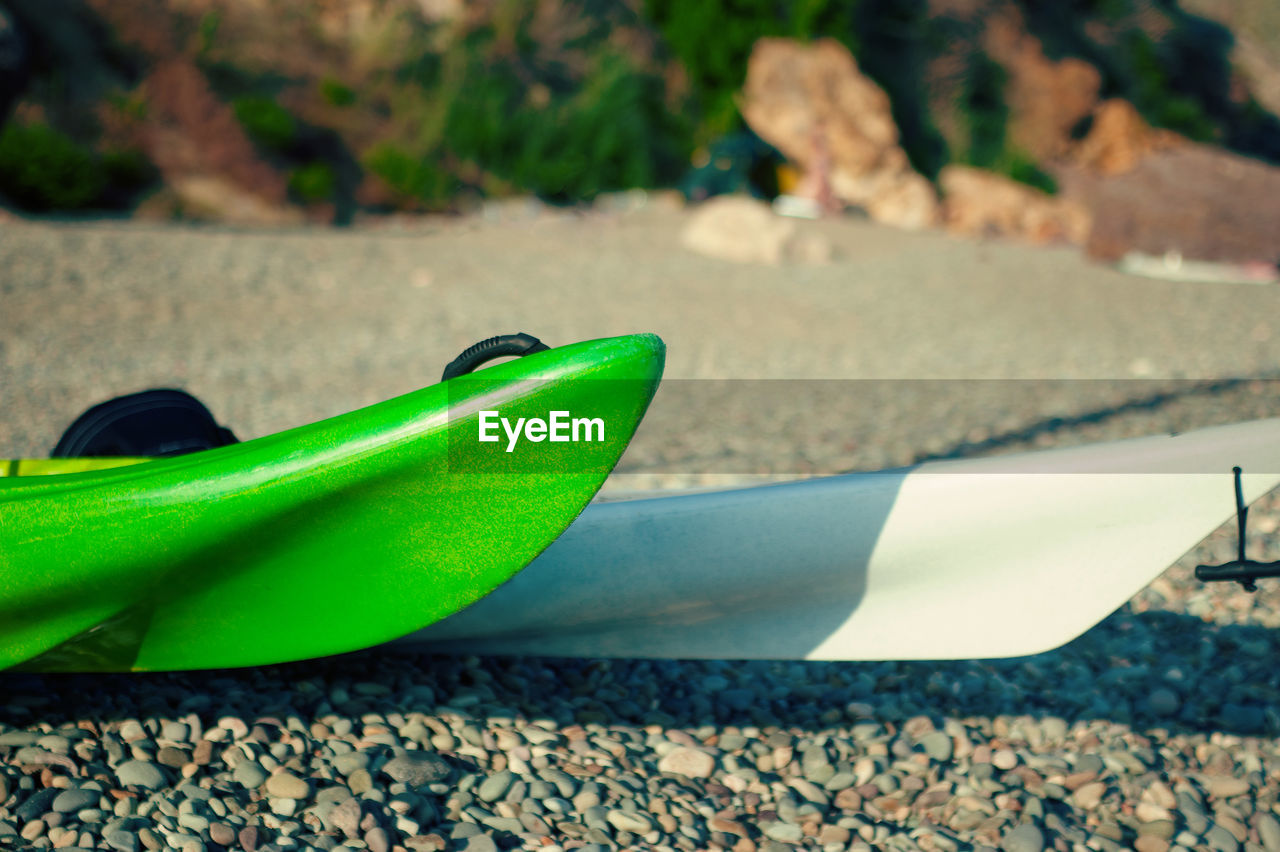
[51,389,238,458]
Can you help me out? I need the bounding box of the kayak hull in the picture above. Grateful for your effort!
[1,334,664,672]
[406,417,1280,660]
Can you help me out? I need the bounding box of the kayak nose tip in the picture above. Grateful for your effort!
[620,332,666,372]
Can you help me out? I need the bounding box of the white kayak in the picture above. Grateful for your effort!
[404,418,1280,661]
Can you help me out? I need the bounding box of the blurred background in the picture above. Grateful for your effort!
[0,0,1277,267]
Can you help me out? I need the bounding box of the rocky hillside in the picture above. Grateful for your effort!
[727,3,1280,263]
[0,0,1276,261]
[0,0,687,224]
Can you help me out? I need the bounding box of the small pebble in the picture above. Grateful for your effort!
[763,822,804,843]
[383,751,451,786]
[1259,814,1280,852]
[460,835,498,852]
[1001,824,1044,852]
[115,761,166,790]
[264,772,310,799]
[233,761,268,789]
[918,731,953,762]
[657,747,716,778]
[1148,688,1180,716]
[208,823,235,846]
[105,830,141,852]
[51,788,97,813]
[606,810,654,833]
[477,770,514,802]
[1071,782,1106,809]
[1206,777,1251,799]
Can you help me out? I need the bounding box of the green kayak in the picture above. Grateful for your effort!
[0,334,664,672]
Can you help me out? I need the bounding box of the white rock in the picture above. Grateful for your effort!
[657,746,716,779]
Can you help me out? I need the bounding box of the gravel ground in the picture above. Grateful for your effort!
[4,202,1280,852]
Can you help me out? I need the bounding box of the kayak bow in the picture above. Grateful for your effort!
[1,334,664,672]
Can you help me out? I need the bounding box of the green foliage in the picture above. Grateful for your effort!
[1150,94,1216,141]
[1087,0,1132,24]
[197,11,221,57]
[1232,98,1280,162]
[995,151,1057,195]
[852,0,949,179]
[319,77,356,107]
[1125,31,1215,142]
[107,91,148,121]
[961,54,1008,171]
[0,121,106,211]
[101,148,157,188]
[288,161,336,203]
[232,96,296,151]
[958,55,1056,195]
[367,4,691,206]
[444,49,687,201]
[643,0,858,144]
[363,143,456,207]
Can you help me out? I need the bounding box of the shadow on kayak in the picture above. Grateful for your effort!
[407,471,909,660]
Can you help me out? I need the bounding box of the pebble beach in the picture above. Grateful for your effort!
[4,203,1280,852]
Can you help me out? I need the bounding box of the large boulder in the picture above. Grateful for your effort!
[939,165,1090,245]
[740,38,938,230]
[1073,99,1182,176]
[680,195,832,265]
[1056,143,1280,263]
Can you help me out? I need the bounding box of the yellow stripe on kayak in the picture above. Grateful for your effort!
[0,458,153,477]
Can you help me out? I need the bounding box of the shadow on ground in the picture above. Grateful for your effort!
[4,607,1278,743]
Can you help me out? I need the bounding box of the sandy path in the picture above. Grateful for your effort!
[3,206,1278,464]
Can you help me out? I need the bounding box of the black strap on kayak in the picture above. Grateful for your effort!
[1195,466,1280,591]
[441,333,550,381]
[49,335,549,458]
[51,389,239,458]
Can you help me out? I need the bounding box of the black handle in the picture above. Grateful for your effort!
[1194,466,1280,592]
[441,333,550,381]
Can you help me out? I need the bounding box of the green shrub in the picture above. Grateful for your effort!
[363,143,456,207]
[197,11,221,56]
[0,121,106,211]
[1150,93,1216,142]
[954,55,1058,194]
[852,0,949,179]
[644,0,858,144]
[443,49,688,201]
[107,90,149,121]
[319,77,356,107]
[1125,31,1216,142]
[232,96,296,151]
[962,54,1009,171]
[102,148,158,186]
[1088,0,1133,23]
[288,161,336,203]
[996,151,1057,195]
